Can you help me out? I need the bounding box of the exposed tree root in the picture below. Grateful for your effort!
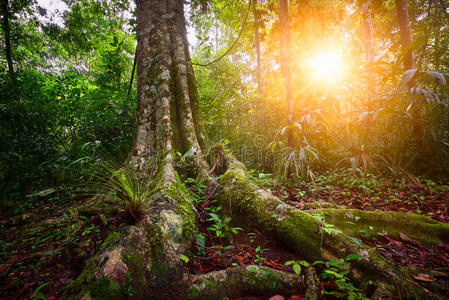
[309,208,449,245]
[185,265,306,299]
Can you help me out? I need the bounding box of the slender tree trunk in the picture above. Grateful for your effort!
[253,0,262,97]
[1,0,14,73]
[395,0,424,141]
[432,0,441,70]
[395,0,415,70]
[362,1,375,97]
[361,1,375,146]
[279,0,294,148]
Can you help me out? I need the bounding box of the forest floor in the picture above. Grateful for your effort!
[1,172,449,299]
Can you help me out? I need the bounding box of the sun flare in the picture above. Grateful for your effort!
[309,51,344,83]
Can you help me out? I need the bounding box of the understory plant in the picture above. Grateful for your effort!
[314,254,368,300]
[206,205,243,239]
[99,164,152,221]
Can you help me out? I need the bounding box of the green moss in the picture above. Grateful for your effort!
[150,260,169,282]
[320,208,449,245]
[103,232,121,249]
[69,267,130,300]
[187,286,201,299]
[246,267,281,293]
[68,263,96,297]
[145,221,165,258]
[277,210,322,261]
[88,276,128,300]
[168,173,197,241]
[218,158,322,261]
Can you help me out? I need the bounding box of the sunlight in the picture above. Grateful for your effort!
[308,50,345,83]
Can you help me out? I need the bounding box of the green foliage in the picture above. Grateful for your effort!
[205,205,243,239]
[314,255,368,300]
[284,260,310,276]
[195,233,206,255]
[253,245,268,263]
[0,68,136,203]
[99,165,152,221]
[312,211,343,249]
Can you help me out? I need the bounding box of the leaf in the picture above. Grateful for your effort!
[26,188,58,198]
[258,173,272,179]
[182,148,194,159]
[31,281,52,299]
[180,254,189,263]
[401,69,417,86]
[269,141,278,151]
[350,237,363,246]
[413,273,436,282]
[345,254,363,261]
[292,263,301,275]
[247,265,258,273]
[422,71,446,86]
[299,260,310,267]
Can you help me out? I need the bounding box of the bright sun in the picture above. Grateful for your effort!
[309,51,344,83]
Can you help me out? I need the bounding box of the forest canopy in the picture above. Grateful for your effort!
[1,0,449,299]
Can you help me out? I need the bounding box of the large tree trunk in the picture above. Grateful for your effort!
[1,0,14,73]
[279,0,294,148]
[67,0,446,299]
[395,0,425,142]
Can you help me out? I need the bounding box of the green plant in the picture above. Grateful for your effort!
[312,211,343,249]
[101,165,152,221]
[247,232,257,243]
[253,246,269,263]
[206,206,242,239]
[180,254,189,263]
[284,260,310,275]
[195,234,206,255]
[268,124,319,181]
[314,254,368,300]
[30,281,52,300]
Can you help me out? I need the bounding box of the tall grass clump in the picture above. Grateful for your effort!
[97,162,152,222]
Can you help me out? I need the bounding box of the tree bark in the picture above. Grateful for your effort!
[1,0,14,73]
[395,0,425,141]
[395,0,415,71]
[279,0,294,148]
